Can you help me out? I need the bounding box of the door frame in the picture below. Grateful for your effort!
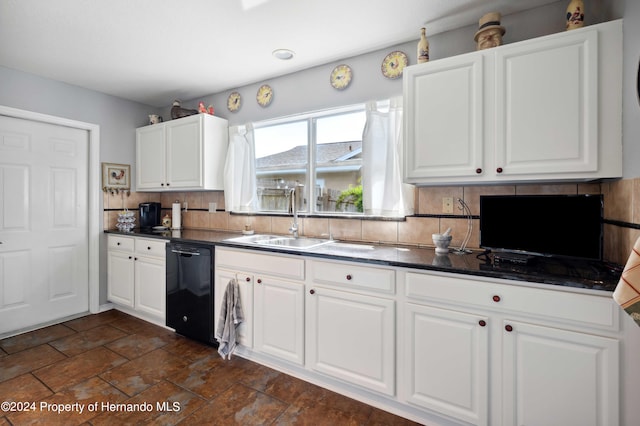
[0,105,100,315]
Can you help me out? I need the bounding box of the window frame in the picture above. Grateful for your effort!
[253,103,367,216]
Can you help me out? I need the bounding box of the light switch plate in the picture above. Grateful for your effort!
[442,197,454,214]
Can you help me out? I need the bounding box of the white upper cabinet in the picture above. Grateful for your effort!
[404,20,622,184]
[136,113,229,191]
[404,53,484,179]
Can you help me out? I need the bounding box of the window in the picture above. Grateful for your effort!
[254,106,366,214]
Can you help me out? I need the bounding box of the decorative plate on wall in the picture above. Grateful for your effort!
[381,50,408,79]
[330,64,353,90]
[227,91,241,112]
[256,84,273,107]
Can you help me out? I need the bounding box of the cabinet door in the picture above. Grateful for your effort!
[136,124,166,189]
[494,30,598,176]
[404,53,484,181]
[405,303,489,426]
[166,115,203,188]
[107,250,134,307]
[254,276,304,365]
[214,269,253,349]
[502,320,619,426]
[134,255,166,319]
[307,286,395,395]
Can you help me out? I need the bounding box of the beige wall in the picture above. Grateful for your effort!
[104,178,640,266]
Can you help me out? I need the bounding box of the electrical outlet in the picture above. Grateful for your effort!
[442,197,454,214]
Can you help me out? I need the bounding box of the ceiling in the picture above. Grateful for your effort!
[0,0,558,107]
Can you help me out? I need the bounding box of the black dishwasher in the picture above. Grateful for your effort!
[166,243,217,346]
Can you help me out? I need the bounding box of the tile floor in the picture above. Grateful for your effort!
[0,310,421,425]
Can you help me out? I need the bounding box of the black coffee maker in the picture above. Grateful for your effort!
[139,202,161,229]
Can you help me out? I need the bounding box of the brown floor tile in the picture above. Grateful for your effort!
[48,325,128,357]
[63,310,128,332]
[109,315,175,339]
[166,352,228,400]
[0,344,66,383]
[252,372,318,405]
[161,334,217,362]
[106,333,171,360]
[91,380,206,426]
[0,311,419,425]
[5,376,127,426]
[0,324,75,354]
[368,407,424,425]
[275,386,373,425]
[100,349,188,397]
[0,373,53,402]
[33,347,127,392]
[179,383,288,425]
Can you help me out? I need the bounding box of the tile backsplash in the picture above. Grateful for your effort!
[104,178,640,266]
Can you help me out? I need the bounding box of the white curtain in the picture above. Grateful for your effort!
[362,96,414,217]
[224,124,257,212]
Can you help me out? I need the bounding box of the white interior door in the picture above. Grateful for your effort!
[0,115,89,334]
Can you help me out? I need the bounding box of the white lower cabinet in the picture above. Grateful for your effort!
[307,260,396,396]
[501,320,619,426]
[107,235,167,322]
[403,271,620,426]
[404,302,489,425]
[215,247,305,358]
[254,276,304,365]
[133,253,166,318]
[107,249,135,307]
[211,247,623,425]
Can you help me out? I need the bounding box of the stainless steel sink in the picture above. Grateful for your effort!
[256,237,334,249]
[224,234,334,250]
[224,234,281,244]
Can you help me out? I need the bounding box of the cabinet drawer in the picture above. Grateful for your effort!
[405,272,618,330]
[135,238,168,257]
[311,260,395,294]
[216,248,304,280]
[108,235,134,252]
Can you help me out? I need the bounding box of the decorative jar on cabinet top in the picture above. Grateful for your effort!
[417,28,429,63]
[566,0,585,30]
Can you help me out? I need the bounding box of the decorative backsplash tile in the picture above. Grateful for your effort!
[104,178,640,266]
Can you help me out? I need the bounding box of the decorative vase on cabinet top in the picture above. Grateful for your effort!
[566,0,585,30]
[417,27,429,63]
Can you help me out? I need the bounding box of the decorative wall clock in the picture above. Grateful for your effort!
[330,64,353,90]
[381,51,408,79]
[227,91,241,112]
[256,84,273,107]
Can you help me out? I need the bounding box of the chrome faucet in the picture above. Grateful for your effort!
[289,184,303,238]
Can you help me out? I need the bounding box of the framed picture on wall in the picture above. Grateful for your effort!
[102,162,130,193]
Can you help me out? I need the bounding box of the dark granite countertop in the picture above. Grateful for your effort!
[105,229,623,294]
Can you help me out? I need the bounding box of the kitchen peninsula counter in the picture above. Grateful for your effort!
[104,229,622,294]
